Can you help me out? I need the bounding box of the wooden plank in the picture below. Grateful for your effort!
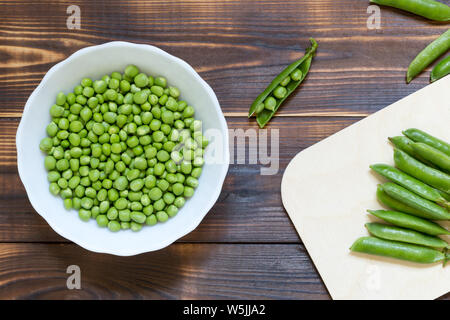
[0,243,330,299]
[0,0,446,118]
[0,116,360,242]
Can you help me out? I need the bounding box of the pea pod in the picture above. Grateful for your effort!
[365,222,449,249]
[381,182,450,220]
[370,164,449,207]
[370,0,450,21]
[249,38,318,128]
[406,29,450,83]
[376,184,427,217]
[368,209,450,236]
[388,136,436,167]
[350,236,448,264]
[403,128,450,156]
[431,55,450,82]
[438,189,450,202]
[412,142,450,174]
[394,148,450,194]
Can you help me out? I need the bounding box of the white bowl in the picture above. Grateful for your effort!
[16,41,229,256]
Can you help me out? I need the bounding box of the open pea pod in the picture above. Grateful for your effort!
[248,38,318,128]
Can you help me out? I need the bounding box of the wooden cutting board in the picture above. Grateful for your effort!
[281,76,450,300]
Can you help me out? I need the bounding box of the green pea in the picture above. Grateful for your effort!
[79,209,91,222]
[113,176,128,191]
[133,91,148,104]
[49,182,60,195]
[186,176,199,188]
[81,197,94,209]
[157,179,169,191]
[191,167,202,178]
[280,76,291,86]
[120,222,130,230]
[264,96,277,111]
[50,104,64,117]
[81,78,93,87]
[184,186,195,198]
[130,179,144,191]
[131,211,146,224]
[44,156,56,171]
[180,161,192,174]
[114,197,128,210]
[156,211,169,222]
[168,86,180,98]
[56,159,69,171]
[166,205,178,217]
[99,200,109,214]
[108,188,119,201]
[144,175,157,188]
[146,214,158,226]
[134,157,147,170]
[290,68,303,81]
[149,187,162,200]
[134,73,149,87]
[154,77,167,87]
[273,86,287,99]
[124,65,139,78]
[120,79,131,92]
[96,215,108,227]
[107,207,119,220]
[108,220,121,232]
[82,86,94,98]
[39,137,53,152]
[119,209,131,222]
[163,192,175,205]
[151,85,164,97]
[46,122,58,137]
[130,221,143,232]
[73,197,82,210]
[63,198,72,210]
[91,206,100,219]
[174,196,185,208]
[182,106,194,118]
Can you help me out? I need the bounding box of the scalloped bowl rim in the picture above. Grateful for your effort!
[16,41,229,256]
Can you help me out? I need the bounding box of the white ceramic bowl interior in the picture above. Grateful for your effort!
[16,42,229,256]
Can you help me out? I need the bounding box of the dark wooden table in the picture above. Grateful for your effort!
[0,0,448,299]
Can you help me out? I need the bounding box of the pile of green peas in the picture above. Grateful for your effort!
[39,65,208,232]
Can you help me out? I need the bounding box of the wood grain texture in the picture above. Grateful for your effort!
[0,243,328,300]
[1,0,449,300]
[0,0,448,118]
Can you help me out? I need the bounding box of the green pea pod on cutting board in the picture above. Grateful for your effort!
[406,29,450,83]
[388,136,437,168]
[376,184,428,217]
[350,237,448,264]
[249,38,318,128]
[368,209,450,236]
[365,222,449,249]
[370,164,450,208]
[394,148,450,194]
[370,0,450,21]
[412,142,450,173]
[403,128,450,157]
[431,55,450,82]
[381,182,450,220]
